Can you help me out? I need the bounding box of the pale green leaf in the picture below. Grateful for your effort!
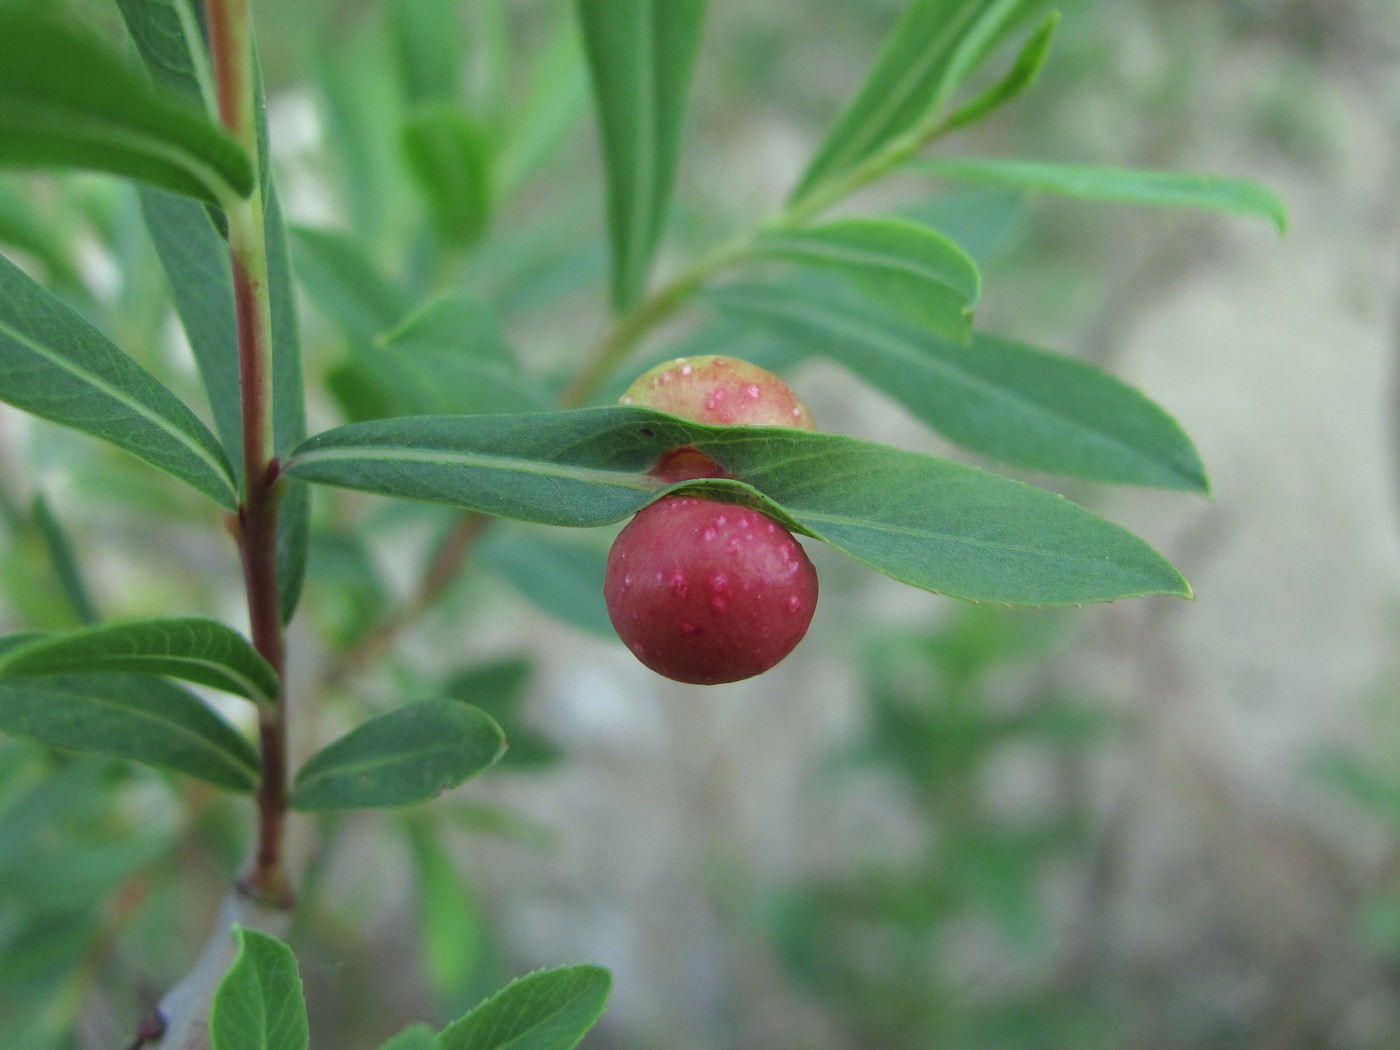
[438,965,612,1050]
[746,218,980,343]
[209,927,309,1050]
[0,12,252,205]
[917,156,1288,232]
[792,0,1046,204]
[0,617,278,704]
[290,224,411,343]
[290,701,505,811]
[0,672,258,791]
[0,252,239,509]
[283,408,1191,605]
[575,0,707,309]
[478,529,613,637]
[30,494,99,626]
[402,105,493,246]
[388,0,464,105]
[943,10,1058,132]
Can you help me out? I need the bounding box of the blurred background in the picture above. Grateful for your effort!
[2,0,1399,1046]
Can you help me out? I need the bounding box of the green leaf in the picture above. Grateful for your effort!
[114,0,216,108]
[791,0,1046,205]
[0,177,82,288]
[388,0,464,105]
[209,927,309,1050]
[575,0,707,310]
[30,494,99,626]
[402,105,493,247]
[496,15,590,197]
[353,295,549,418]
[139,187,244,481]
[917,156,1289,232]
[0,12,252,205]
[478,529,613,637]
[444,656,561,769]
[438,964,612,1050]
[0,672,258,791]
[379,1026,438,1050]
[290,700,505,811]
[745,218,980,344]
[708,279,1207,491]
[0,618,279,704]
[283,407,1190,605]
[942,10,1058,133]
[264,187,311,622]
[0,252,239,509]
[406,819,494,1014]
[290,225,411,343]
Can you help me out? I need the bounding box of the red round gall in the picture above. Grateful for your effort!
[620,355,816,430]
[604,496,818,685]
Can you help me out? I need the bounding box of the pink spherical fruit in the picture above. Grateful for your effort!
[620,355,816,430]
[604,496,818,685]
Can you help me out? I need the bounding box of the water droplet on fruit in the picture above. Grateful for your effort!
[787,594,801,612]
[711,574,729,592]
[670,573,688,598]
[680,621,697,636]
[680,363,694,376]
[703,526,717,541]
[660,371,674,384]
[713,358,729,367]
[710,595,727,613]
[622,395,634,404]
[706,389,726,411]
[716,515,727,526]
[623,574,633,587]
[791,406,803,419]
[745,383,761,400]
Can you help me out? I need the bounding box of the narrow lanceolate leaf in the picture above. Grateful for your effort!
[290,225,411,343]
[575,0,707,310]
[290,701,505,811]
[0,253,238,509]
[746,218,980,344]
[0,12,252,205]
[209,927,309,1050]
[708,279,1207,491]
[265,187,311,623]
[478,529,613,637]
[917,156,1289,232]
[438,965,612,1050]
[388,0,465,105]
[0,618,279,704]
[139,187,244,482]
[114,0,217,108]
[379,1026,438,1050]
[942,9,1058,132]
[30,494,100,625]
[0,672,259,791]
[283,408,1190,605]
[792,0,1046,205]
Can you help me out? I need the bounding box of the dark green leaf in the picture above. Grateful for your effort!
[0,673,258,791]
[138,187,243,481]
[290,701,505,811]
[402,105,493,246]
[0,252,239,508]
[30,494,99,625]
[477,529,613,636]
[896,187,1029,265]
[0,617,278,704]
[916,156,1289,232]
[265,187,310,621]
[708,279,1208,491]
[438,964,612,1050]
[209,926,309,1050]
[305,526,390,646]
[379,1026,438,1050]
[290,224,411,343]
[114,0,213,108]
[388,0,464,105]
[791,0,1046,205]
[943,10,1058,132]
[746,218,980,343]
[575,0,707,309]
[0,12,252,205]
[284,407,1191,605]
